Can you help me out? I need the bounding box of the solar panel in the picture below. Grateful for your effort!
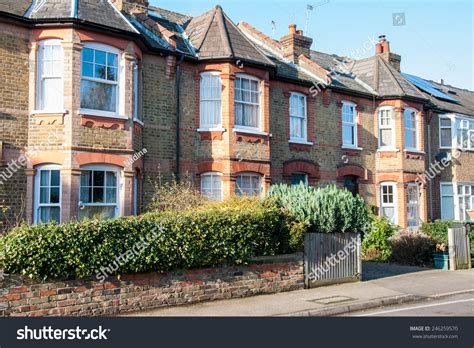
[402,73,458,102]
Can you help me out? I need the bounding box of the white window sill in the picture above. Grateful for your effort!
[377,147,400,152]
[289,139,313,145]
[342,145,363,151]
[31,109,68,115]
[233,128,269,137]
[404,149,425,154]
[133,118,144,126]
[197,127,226,133]
[79,109,128,119]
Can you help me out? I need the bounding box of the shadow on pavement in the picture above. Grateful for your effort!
[362,262,431,281]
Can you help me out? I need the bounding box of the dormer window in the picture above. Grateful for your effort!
[80,43,120,117]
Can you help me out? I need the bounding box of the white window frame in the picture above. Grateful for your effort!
[201,172,223,201]
[380,182,398,225]
[289,92,307,142]
[440,182,474,221]
[34,164,62,224]
[403,108,419,151]
[341,101,358,148]
[36,40,64,112]
[79,164,122,219]
[406,183,421,228]
[439,114,474,151]
[235,172,262,197]
[80,43,122,118]
[234,74,261,131]
[378,107,396,150]
[439,116,454,149]
[199,71,222,129]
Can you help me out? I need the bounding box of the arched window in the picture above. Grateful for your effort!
[200,72,222,128]
[80,43,120,117]
[37,40,64,111]
[79,164,121,220]
[201,172,223,201]
[235,172,262,196]
[34,164,61,223]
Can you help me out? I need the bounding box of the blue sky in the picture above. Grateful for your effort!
[151,0,473,90]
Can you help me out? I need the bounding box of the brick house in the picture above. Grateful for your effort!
[0,0,472,230]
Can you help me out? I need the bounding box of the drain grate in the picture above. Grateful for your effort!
[308,296,355,305]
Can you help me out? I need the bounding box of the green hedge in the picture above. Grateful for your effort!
[269,184,368,235]
[0,198,285,280]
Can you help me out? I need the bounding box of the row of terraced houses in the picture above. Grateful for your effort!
[0,0,472,230]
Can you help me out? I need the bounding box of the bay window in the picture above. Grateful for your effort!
[289,93,307,142]
[439,114,474,150]
[342,102,357,148]
[440,182,474,221]
[404,108,418,150]
[234,75,260,129]
[200,72,222,128]
[37,40,63,111]
[235,173,262,196]
[132,61,141,121]
[34,165,61,223]
[378,108,395,149]
[201,172,223,201]
[79,166,120,220]
[380,183,397,224]
[80,44,119,116]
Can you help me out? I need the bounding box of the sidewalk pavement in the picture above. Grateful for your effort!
[122,263,474,317]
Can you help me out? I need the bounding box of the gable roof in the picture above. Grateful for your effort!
[183,6,274,66]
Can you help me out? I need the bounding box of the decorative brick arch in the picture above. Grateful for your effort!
[283,160,320,179]
[337,165,367,180]
[232,162,270,176]
[197,161,225,173]
[74,153,128,168]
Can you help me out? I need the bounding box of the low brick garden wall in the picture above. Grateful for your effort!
[0,253,303,317]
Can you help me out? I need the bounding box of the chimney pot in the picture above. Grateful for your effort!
[288,24,297,34]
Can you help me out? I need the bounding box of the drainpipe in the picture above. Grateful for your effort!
[427,120,433,220]
[175,54,185,181]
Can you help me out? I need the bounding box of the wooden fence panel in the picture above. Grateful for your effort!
[304,232,361,288]
[448,227,472,270]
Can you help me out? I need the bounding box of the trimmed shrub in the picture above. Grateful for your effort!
[362,212,397,262]
[389,231,436,266]
[268,184,368,235]
[421,220,451,249]
[0,198,285,280]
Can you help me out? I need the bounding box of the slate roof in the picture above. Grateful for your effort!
[183,6,274,66]
[350,56,426,100]
[412,78,474,117]
[0,0,31,16]
[0,0,136,32]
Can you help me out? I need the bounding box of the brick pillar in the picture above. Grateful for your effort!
[61,169,81,222]
[397,182,407,228]
[123,171,134,216]
[24,169,35,224]
[420,182,428,224]
[220,64,235,199]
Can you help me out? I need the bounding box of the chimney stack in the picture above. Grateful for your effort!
[280,24,313,64]
[375,35,401,72]
[111,0,149,14]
